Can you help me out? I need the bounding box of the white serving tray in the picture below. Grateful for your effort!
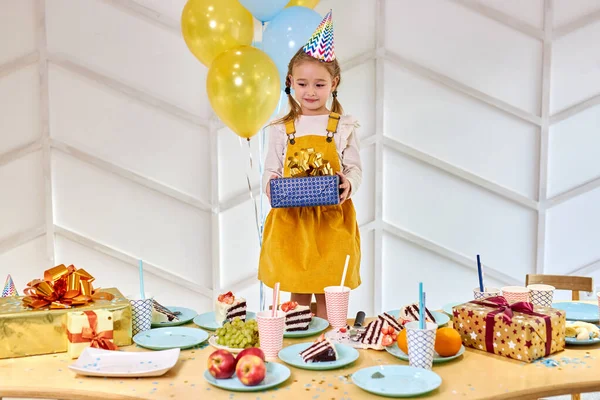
[68,347,180,377]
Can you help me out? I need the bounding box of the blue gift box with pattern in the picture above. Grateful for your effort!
[270,175,340,208]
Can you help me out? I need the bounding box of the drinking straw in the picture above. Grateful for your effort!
[477,255,484,292]
[272,282,280,317]
[419,282,424,329]
[340,254,350,289]
[423,292,427,328]
[139,259,145,300]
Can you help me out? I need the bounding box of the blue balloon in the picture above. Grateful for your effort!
[239,0,289,22]
[263,7,323,87]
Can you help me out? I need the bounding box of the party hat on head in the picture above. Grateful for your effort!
[302,10,335,62]
[2,274,18,297]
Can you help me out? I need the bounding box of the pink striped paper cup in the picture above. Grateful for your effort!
[256,310,286,359]
[324,286,351,329]
[501,286,530,304]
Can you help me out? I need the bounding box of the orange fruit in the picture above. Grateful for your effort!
[396,329,408,354]
[434,327,462,357]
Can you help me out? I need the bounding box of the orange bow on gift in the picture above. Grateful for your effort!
[22,264,114,309]
[68,310,119,351]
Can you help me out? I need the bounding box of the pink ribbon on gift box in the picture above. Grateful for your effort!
[470,296,552,356]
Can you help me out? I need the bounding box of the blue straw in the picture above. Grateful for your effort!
[139,259,145,300]
[419,282,425,329]
[477,254,484,292]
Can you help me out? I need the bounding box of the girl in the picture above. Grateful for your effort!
[258,11,362,319]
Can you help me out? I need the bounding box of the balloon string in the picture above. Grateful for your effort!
[258,21,268,313]
[240,137,262,250]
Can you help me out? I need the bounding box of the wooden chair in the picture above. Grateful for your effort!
[525,274,593,300]
[526,274,593,400]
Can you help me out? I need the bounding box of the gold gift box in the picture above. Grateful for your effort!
[453,299,566,363]
[0,287,132,359]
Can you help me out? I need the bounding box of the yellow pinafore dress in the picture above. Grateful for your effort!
[258,113,361,294]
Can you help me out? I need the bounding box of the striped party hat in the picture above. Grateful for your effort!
[2,274,18,297]
[302,10,335,62]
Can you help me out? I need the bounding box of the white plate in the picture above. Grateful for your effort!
[68,347,180,377]
[209,335,254,354]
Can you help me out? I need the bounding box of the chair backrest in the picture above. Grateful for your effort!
[525,274,593,301]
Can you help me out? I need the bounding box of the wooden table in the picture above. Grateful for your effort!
[1,312,600,400]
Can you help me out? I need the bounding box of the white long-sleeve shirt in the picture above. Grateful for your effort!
[263,114,363,198]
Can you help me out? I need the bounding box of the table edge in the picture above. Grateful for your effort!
[0,387,145,400]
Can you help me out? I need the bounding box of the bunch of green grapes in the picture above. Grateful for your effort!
[215,317,260,349]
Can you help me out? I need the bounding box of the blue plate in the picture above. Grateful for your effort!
[385,342,465,363]
[133,327,208,350]
[352,365,442,397]
[386,309,450,327]
[442,302,465,316]
[284,317,329,338]
[552,302,599,322]
[566,336,600,346]
[278,342,359,370]
[203,361,290,392]
[151,306,197,328]
[193,311,256,331]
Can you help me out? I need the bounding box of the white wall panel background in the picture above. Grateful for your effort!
[0,0,599,315]
[0,0,50,296]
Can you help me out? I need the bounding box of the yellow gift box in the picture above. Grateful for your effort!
[453,297,566,363]
[0,287,132,359]
[67,310,118,359]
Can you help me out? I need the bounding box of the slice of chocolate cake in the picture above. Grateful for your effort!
[380,312,403,331]
[358,314,401,350]
[280,301,312,331]
[399,303,436,325]
[300,334,338,362]
[215,291,247,325]
[152,300,180,323]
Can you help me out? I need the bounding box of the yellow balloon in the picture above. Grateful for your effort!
[181,0,254,67]
[285,0,320,8]
[207,46,281,139]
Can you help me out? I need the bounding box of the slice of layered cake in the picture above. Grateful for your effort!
[151,300,180,323]
[358,313,402,350]
[398,303,436,325]
[215,291,247,325]
[300,334,338,362]
[280,301,312,331]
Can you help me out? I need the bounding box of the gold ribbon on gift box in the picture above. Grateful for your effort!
[22,264,114,310]
[287,148,333,177]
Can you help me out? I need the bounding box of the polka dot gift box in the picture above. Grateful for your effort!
[270,175,340,208]
[452,296,566,363]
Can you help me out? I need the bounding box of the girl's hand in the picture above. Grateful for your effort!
[266,174,278,202]
[337,171,351,204]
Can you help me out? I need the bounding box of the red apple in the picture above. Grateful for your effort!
[235,355,266,386]
[235,347,265,365]
[207,349,236,379]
